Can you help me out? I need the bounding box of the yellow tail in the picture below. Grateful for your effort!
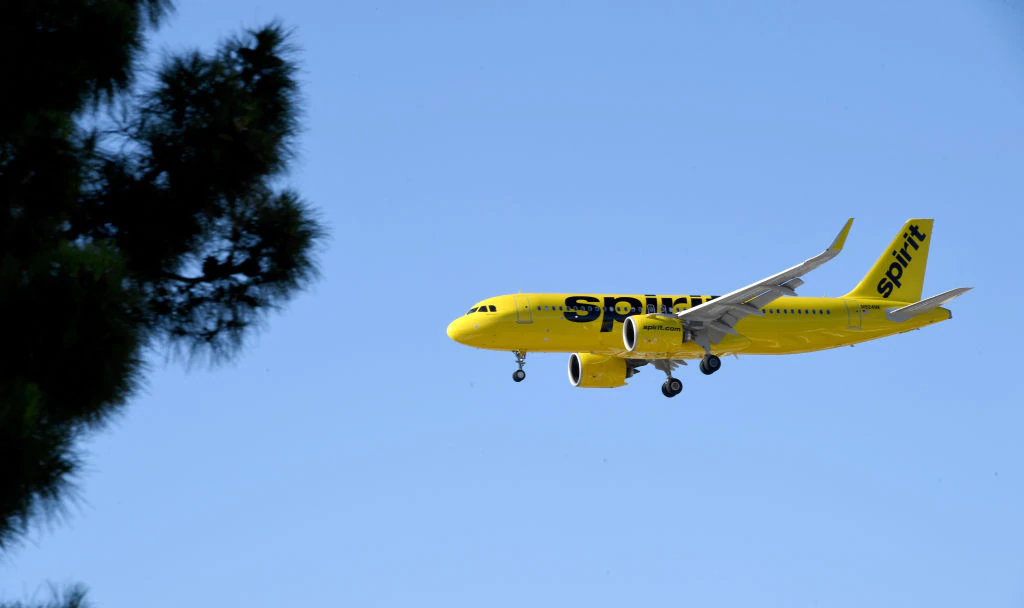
[844,219,934,302]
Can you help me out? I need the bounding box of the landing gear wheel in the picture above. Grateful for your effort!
[661,378,683,398]
[512,369,526,382]
[700,354,721,375]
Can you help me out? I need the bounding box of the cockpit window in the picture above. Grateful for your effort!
[466,307,477,315]
[488,305,497,312]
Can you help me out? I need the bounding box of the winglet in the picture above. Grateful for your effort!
[829,218,854,252]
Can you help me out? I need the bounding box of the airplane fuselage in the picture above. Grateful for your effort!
[447,292,950,359]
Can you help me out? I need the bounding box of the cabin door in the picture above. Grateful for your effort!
[844,300,862,329]
[514,295,533,324]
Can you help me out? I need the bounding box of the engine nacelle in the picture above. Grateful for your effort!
[568,353,633,388]
[623,314,688,354]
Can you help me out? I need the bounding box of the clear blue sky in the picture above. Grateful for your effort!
[4,1,1024,606]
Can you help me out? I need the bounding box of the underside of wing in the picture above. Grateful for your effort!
[650,359,686,375]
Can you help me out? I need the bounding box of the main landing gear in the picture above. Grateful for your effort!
[661,377,683,398]
[512,350,527,382]
[699,354,721,376]
[651,359,684,398]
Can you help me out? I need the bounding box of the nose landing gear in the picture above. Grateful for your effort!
[512,351,527,382]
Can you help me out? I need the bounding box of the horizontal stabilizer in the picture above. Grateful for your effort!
[885,287,972,322]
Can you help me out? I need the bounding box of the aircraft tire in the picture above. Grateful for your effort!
[512,369,526,382]
[706,355,721,373]
[668,378,683,395]
[700,355,721,375]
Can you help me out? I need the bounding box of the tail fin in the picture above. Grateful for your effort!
[844,219,934,302]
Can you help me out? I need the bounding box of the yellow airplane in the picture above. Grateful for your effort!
[446,219,969,397]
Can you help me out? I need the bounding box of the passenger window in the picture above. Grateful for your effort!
[489,305,497,312]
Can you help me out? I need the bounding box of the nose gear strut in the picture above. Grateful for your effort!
[512,350,527,382]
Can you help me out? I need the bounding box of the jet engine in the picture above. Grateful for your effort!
[568,352,636,388]
[623,314,688,354]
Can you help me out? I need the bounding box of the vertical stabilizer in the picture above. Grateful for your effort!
[844,219,933,302]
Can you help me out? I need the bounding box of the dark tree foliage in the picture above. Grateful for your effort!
[0,0,325,554]
[0,583,90,608]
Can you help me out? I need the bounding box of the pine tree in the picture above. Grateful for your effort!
[0,0,326,556]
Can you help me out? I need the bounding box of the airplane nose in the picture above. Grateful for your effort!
[447,316,481,345]
[447,317,469,343]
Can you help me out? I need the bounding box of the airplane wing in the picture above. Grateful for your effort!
[651,359,687,374]
[676,218,854,350]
